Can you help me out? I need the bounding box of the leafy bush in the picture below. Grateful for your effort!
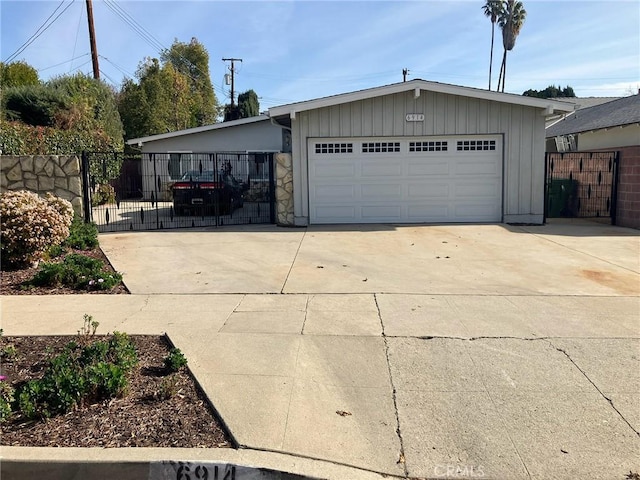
[91,184,116,206]
[0,381,15,422]
[28,253,122,291]
[0,190,73,268]
[63,216,99,250]
[14,323,138,420]
[3,84,69,126]
[163,348,188,373]
[0,121,119,155]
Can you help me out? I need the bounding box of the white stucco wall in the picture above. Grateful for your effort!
[290,89,546,224]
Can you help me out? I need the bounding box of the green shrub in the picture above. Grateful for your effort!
[85,362,128,398]
[14,321,138,420]
[28,253,122,291]
[163,348,188,373]
[0,381,15,422]
[63,216,99,250]
[0,190,74,268]
[91,184,116,206]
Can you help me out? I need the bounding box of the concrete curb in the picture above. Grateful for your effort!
[0,446,392,480]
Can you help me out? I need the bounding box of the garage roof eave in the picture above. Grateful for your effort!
[268,79,576,118]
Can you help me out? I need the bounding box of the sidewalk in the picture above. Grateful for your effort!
[2,292,639,479]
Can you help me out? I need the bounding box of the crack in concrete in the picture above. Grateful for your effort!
[374,293,409,478]
[414,335,552,342]
[546,339,640,437]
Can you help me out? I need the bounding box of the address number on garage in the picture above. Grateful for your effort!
[405,114,425,122]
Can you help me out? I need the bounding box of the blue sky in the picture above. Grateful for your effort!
[1,0,638,110]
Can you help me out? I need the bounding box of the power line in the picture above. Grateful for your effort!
[99,55,134,80]
[100,0,226,98]
[4,0,75,63]
[102,0,164,53]
[39,53,90,73]
[70,1,85,72]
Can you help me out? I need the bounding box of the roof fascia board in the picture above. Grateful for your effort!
[268,80,575,118]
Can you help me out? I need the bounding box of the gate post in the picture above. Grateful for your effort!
[81,151,92,223]
[611,151,621,225]
[268,153,276,224]
[543,152,549,223]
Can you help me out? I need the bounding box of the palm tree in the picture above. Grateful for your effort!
[482,0,504,90]
[496,0,527,92]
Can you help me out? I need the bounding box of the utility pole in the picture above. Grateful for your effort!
[222,58,242,105]
[402,68,409,82]
[86,0,100,80]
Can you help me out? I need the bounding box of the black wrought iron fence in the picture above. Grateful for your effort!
[545,151,619,223]
[82,151,276,232]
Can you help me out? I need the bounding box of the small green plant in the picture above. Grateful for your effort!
[163,348,188,373]
[45,243,67,259]
[85,362,128,398]
[0,379,15,422]
[63,216,99,250]
[77,314,99,344]
[156,374,179,400]
[0,329,17,360]
[13,317,138,420]
[28,253,122,291]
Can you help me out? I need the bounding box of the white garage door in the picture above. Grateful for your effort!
[308,136,503,224]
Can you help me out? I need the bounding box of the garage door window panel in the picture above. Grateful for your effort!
[362,142,401,153]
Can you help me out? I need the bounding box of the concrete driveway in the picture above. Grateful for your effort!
[99,221,639,296]
[3,221,639,479]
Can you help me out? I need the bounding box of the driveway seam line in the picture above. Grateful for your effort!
[546,339,640,437]
[374,293,409,478]
[523,231,639,275]
[280,229,307,294]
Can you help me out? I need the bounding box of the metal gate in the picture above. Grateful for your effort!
[82,151,276,232]
[544,151,619,223]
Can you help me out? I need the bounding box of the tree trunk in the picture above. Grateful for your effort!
[496,49,506,92]
[501,51,508,92]
[489,23,495,90]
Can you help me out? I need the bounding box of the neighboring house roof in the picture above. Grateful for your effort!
[268,79,575,120]
[126,115,272,146]
[553,97,620,110]
[546,94,640,138]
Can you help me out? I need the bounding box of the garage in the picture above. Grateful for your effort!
[268,79,574,226]
[308,135,502,224]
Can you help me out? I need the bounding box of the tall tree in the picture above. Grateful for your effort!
[482,0,503,91]
[238,90,260,118]
[119,37,220,139]
[496,0,526,92]
[160,38,219,125]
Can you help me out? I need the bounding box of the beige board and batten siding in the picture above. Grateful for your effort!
[290,89,546,224]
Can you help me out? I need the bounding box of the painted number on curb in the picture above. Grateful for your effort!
[177,463,235,480]
[150,462,241,480]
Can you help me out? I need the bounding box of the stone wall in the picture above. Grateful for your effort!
[275,152,294,226]
[0,155,84,215]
